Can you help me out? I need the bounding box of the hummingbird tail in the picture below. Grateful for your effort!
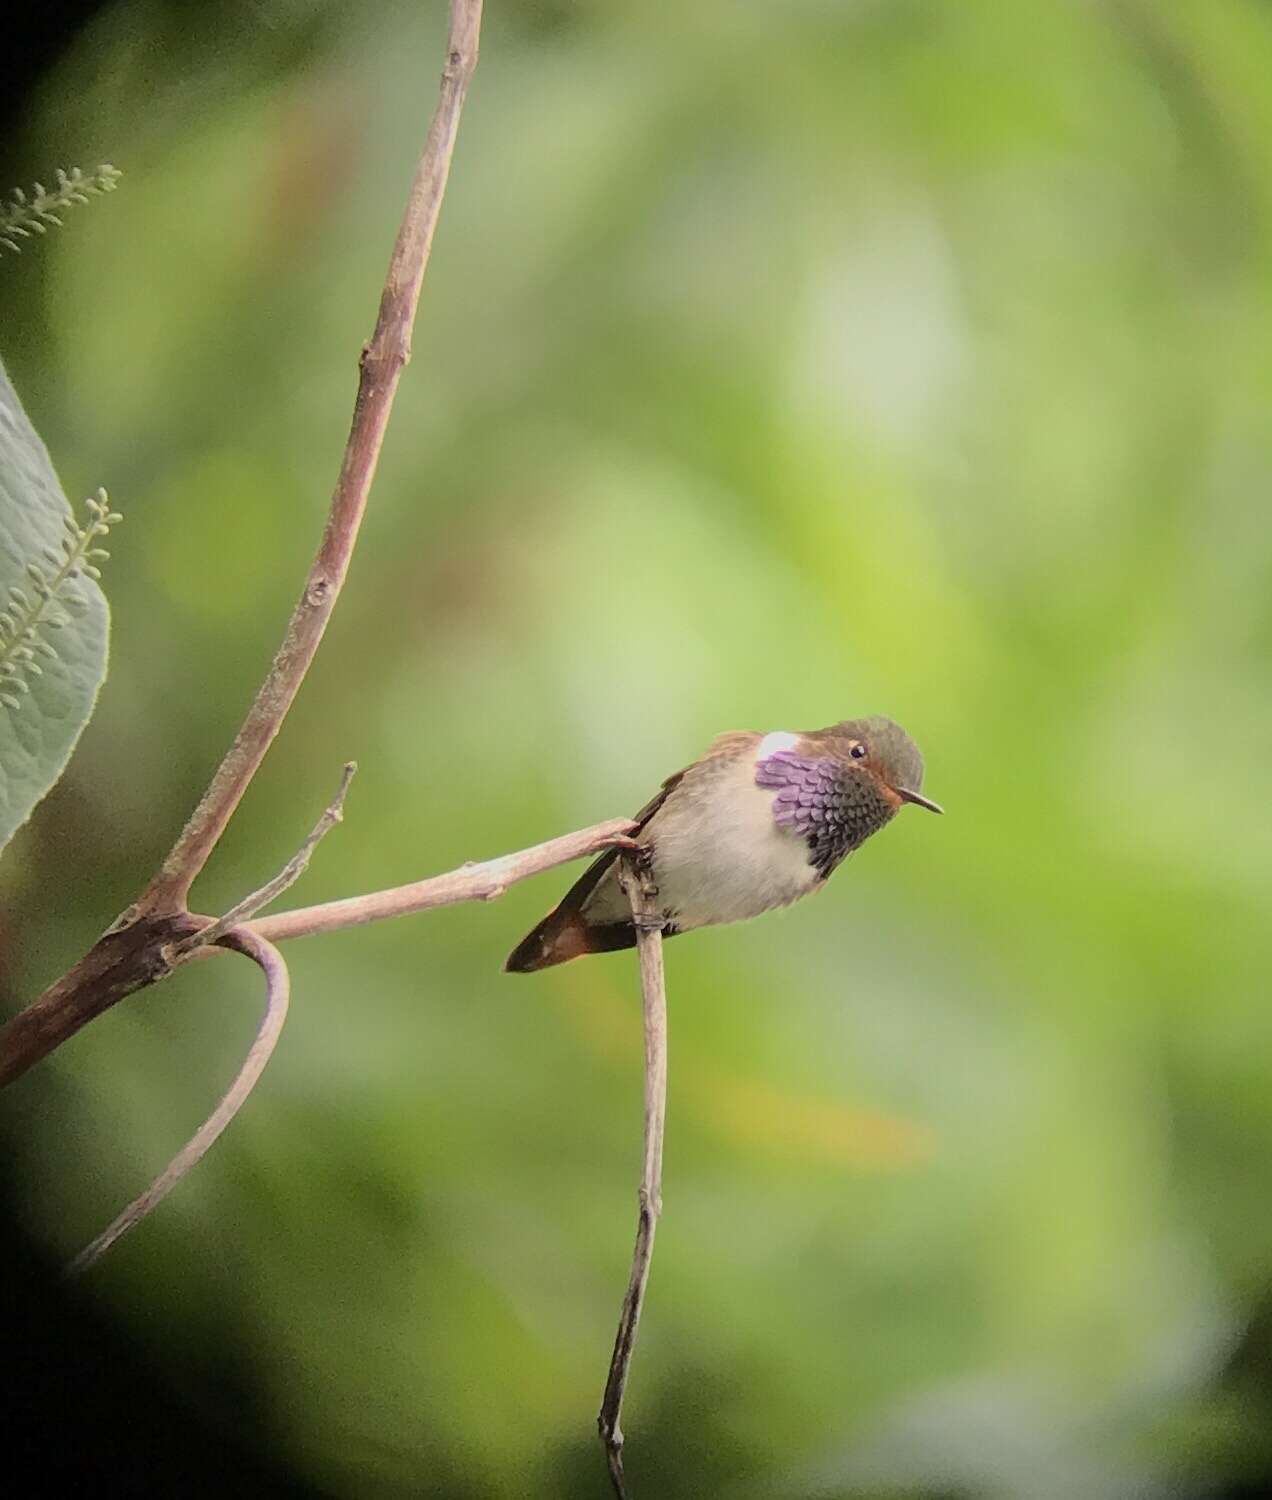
[503,907,638,973]
[504,803,679,973]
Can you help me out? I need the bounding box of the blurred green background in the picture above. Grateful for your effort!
[4,1,1272,1496]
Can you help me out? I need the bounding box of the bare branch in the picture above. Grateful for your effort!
[135,0,484,917]
[177,762,356,954]
[67,928,291,1277]
[598,850,668,1500]
[246,817,638,944]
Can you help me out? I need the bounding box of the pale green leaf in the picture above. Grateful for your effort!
[0,355,109,854]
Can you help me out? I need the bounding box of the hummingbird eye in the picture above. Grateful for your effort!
[849,743,867,760]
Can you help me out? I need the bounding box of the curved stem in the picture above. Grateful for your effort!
[67,929,291,1277]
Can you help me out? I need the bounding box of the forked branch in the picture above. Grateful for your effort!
[0,815,634,1088]
[0,0,486,1086]
[4,11,677,1493]
[63,811,640,1272]
[598,850,669,1499]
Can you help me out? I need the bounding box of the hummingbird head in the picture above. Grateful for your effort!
[831,715,943,815]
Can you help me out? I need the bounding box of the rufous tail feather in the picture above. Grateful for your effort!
[504,906,639,973]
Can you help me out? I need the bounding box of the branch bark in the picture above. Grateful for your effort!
[598,850,668,1500]
[0,912,206,1089]
[134,0,483,918]
[68,928,291,1277]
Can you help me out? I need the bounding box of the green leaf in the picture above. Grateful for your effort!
[0,355,109,854]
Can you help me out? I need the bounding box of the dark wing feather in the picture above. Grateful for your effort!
[502,770,685,972]
[551,770,684,912]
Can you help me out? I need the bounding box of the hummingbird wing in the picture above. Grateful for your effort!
[503,731,758,972]
[502,770,685,972]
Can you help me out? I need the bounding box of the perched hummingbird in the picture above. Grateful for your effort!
[505,715,941,973]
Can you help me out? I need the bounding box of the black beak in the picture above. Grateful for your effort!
[897,787,943,814]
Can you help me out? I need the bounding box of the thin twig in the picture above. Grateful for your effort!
[177,762,357,955]
[67,928,291,1277]
[598,849,668,1500]
[135,0,484,917]
[246,818,638,944]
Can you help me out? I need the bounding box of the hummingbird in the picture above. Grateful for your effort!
[505,715,941,973]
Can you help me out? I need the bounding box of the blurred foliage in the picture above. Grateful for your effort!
[0,163,120,255]
[3,0,1272,1496]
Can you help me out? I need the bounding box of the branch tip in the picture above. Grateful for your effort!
[177,760,358,956]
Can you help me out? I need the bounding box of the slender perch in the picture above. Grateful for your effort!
[597,849,668,1499]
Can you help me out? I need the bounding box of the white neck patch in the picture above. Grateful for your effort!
[755,730,799,761]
